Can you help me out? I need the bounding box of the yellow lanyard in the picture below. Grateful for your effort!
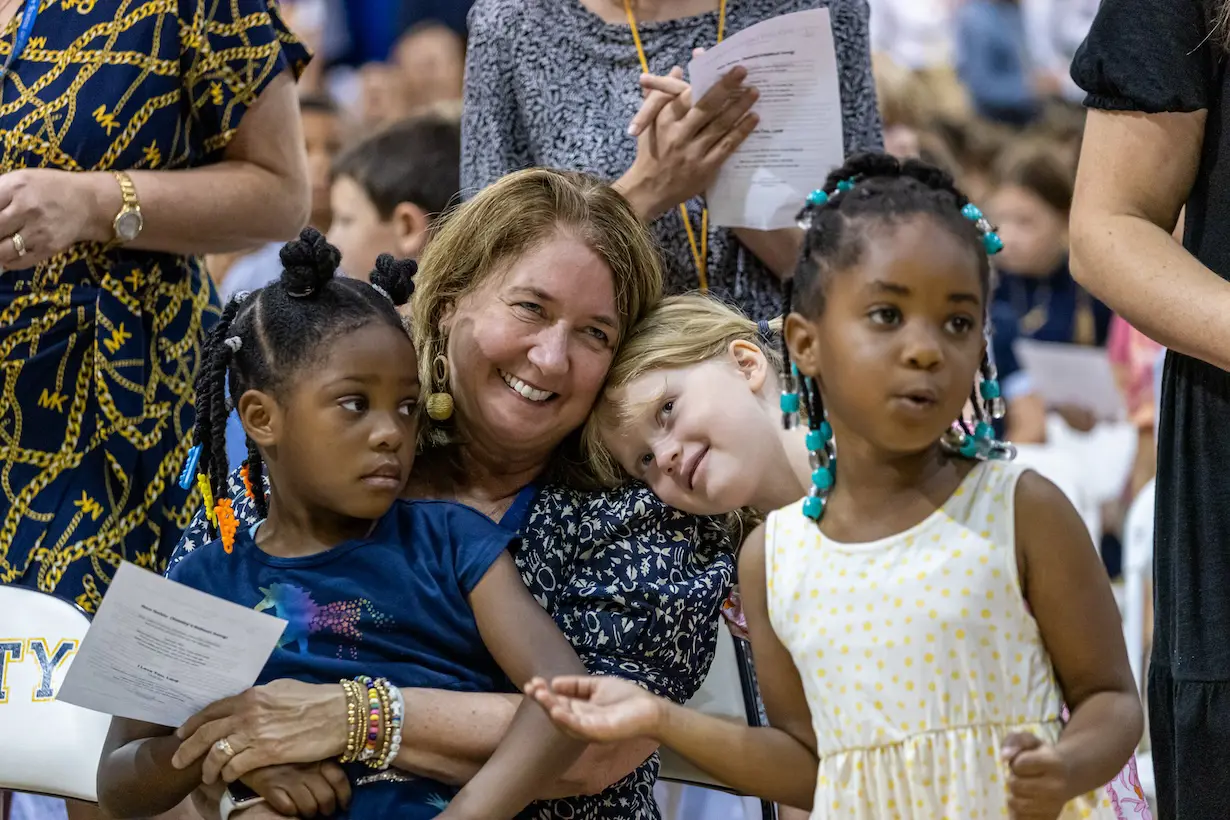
[625,0,727,292]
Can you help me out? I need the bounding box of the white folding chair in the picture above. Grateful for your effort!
[659,625,776,820]
[0,587,110,802]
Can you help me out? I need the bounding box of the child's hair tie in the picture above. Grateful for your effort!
[757,319,772,339]
[224,336,242,353]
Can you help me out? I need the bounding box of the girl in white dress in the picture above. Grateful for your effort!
[528,153,1145,819]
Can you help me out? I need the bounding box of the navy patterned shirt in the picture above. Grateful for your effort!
[169,472,735,819]
[461,0,883,322]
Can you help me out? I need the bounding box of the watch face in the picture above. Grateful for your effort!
[116,210,143,242]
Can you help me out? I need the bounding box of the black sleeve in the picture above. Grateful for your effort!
[1070,0,1216,113]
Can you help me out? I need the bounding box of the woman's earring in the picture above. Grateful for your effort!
[426,354,454,422]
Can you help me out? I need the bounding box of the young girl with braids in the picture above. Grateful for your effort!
[97,229,587,820]
[531,154,1146,819]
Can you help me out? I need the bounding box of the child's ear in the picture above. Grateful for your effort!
[392,201,431,260]
[238,390,280,453]
[729,339,770,393]
[785,313,822,381]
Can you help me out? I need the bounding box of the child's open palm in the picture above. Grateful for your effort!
[525,675,665,743]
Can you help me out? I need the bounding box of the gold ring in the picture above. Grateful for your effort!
[11,233,25,258]
[214,738,236,757]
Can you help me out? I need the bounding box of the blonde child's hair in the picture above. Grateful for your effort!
[582,293,783,488]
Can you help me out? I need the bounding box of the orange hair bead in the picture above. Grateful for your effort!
[240,464,255,500]
[216,498,239,554]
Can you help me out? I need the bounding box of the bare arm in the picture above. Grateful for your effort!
[439,552,587,818]
[97,718,201,818]
[391,688,655,798]
[648,525,818,809]
[1016,471,1143,793]
[732,227,803,280]
[1070,109,1230,369]
[76,71,309,255]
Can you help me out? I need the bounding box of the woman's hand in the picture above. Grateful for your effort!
[0,169,112,271]
[614,65,759,221]
[525,675,667,744]
[171,680,349,784]
[242,762,352,818]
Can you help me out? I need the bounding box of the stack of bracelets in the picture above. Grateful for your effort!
[339,676,404,770]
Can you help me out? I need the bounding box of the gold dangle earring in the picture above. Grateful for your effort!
[426,353,454,421]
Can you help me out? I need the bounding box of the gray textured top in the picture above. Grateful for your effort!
[461,0,883,320]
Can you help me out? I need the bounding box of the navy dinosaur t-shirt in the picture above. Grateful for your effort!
[168,499,517,817]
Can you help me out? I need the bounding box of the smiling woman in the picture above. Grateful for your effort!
[165,169,736,820]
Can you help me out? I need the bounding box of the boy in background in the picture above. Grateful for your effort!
[328,113,461,280]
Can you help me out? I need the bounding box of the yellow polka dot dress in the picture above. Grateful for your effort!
[764,462,1118,819]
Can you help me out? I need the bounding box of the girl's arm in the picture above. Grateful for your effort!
[97,718,200,818]
[1014,472,1143,796]
[439,552,590,820]
[529,524,820,811]
[652,523,819,809]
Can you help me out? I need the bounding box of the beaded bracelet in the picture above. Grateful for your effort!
[369,678,394,769]
[361,676,381,762]
[382,684,404,770]
[338,679,367,764]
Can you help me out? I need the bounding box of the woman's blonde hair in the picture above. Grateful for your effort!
[582,293,782,487]
[412,168,664,454]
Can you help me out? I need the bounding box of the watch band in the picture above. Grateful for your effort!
[113,171,138,210]
[219,788,265,820]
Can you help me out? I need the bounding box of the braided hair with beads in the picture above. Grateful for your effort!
[179,229,418,551]
[779,152,1012,521]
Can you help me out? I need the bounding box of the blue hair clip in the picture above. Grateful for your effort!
[806,189,828,207]
[178,444,202,490]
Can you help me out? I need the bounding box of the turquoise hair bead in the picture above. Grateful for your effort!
[962,203,983,221]
[807,189,829,206]
[959,437,979,458]
[802,495,825,520]
[983,232,1004,255]
[780,392,800,414]
[974,421,995,440]
[812,467,834,491]
[178,444,202,490]
[819,420,833,441]
[837,179,855,192]
[806,429,823,451]
[980,379,1002,400]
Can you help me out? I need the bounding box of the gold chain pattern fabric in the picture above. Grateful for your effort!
[0,0,308,612]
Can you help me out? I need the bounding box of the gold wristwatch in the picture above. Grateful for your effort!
[111,171,144,243]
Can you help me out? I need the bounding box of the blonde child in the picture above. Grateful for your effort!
[532,153,1148,818]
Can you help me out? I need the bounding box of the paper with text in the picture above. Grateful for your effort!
[1013,339,1127,420]
[689,9,845,230]
[57,562,286,727]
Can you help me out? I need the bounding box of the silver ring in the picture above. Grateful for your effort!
[214,737,236,757]
[11,232,25,258]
